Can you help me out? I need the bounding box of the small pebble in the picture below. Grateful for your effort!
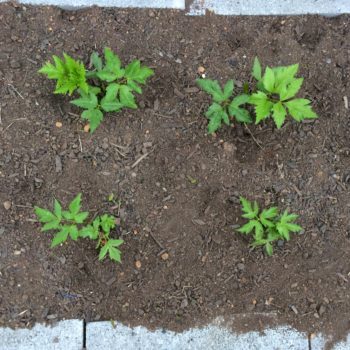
[3,201,11,210]
[161,252,169,260]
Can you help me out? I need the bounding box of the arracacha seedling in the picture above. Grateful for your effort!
[34,193,124,263]
[39,47,154,132]
[196,78,252,133]
[237,197,302,256]
[249,57,318,128]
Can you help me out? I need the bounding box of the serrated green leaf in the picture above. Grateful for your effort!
[262,67,275,93]
[71,91,98,110]
[265,242,273,256]
[69,193,82,215]
[205,103,223,118]
[127,80,142,94]
[51,227,69,247]
[39,58,62,79]
[119,85,137,109]
[249,91,268,105]
[251,239,267,247]
[100,83,124,112]
[223,80,234,99]
[240,197,259,219]
[54,199,62,220]
[101,100,124,113]
[276,224,290,240]
[125,60,140,79]
[68,225,79,240]
[260,207,278,228]
[229,95,251,123]
[238,220,258,234]
[74,211,89,224]
[91,51,102,71]
[280,210,299,224]
[96,70,119,82]
[135,66,154,84]
[88,86,101,95]
[230,94,250,109]
[261,207,278,218]
[62,210,74,220]
[250,92,273,123]
[109,239,124,247]
[274,64,299,89]
[285,98,318,121]
[207,113,222,134]
[42,53,88,95]
[81,109,103,133]
[34,207,56,223]
[254,221,264,240]
[272,102,287,129]
[79,225,99,240]
[98,244,109,261]
[231,107,252,123]
[104,47,122,74]
[274,209,302,240]
[285,223,302,232]
[196,79,225,103]
[240,197,253,215]
[252,57,262,81]
[267,228,280,242]
[125,60,153,84]
[96,48,124,82]
[41,220,61,232]
[280,78,304,101]
[253,201,259,214]
[221,111,230,126]
[108,246,122,262]
[100,214,116,235]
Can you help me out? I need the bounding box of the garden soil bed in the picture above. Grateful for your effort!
[1,1,350,344]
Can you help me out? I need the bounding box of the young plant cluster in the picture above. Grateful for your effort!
[37,52,312,259]
[34,194,123,263]
[39,47,154,132]
[197,57,318,133]
[237,197,302,256]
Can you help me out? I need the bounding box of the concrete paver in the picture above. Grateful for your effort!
[0,320,83,350]
[86,320,308,350]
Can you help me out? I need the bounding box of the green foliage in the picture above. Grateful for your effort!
[237,197,302,256]
[249,57,318,128]
[196,78,252,133]
[39,47,154,133]
[39,54,89,96]
[34,194,123,263]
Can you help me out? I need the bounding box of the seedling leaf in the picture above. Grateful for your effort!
[252,57,262,81]
[82,109,103,133]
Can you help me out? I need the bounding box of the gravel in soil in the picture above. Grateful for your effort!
[0,2,350,346]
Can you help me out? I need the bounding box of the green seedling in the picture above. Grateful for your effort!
[34,193,123,263]
[237,197,302,256]
[39,47,154,132]
[196,79,252,133]
[249,57,318,128]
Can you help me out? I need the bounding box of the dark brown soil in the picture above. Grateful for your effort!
[1,2,350,344]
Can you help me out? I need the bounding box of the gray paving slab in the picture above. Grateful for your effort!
[188,0,350,15]
[0,320,83,350]
[312,333,350,350]
[86,320,308,350]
